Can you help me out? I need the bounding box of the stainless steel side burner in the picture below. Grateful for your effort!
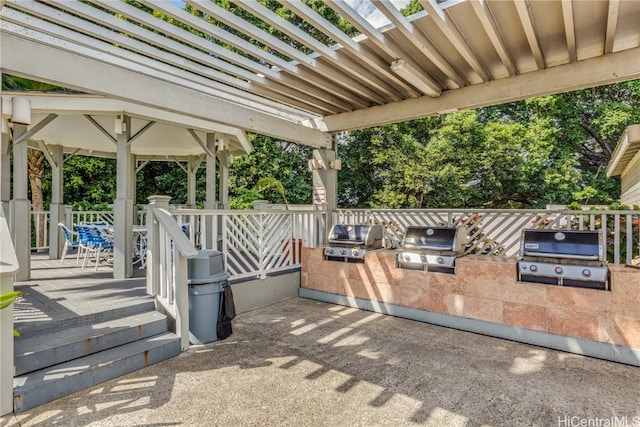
[324,224,383,262]
[397,226,467,274]
[517,229,609,290]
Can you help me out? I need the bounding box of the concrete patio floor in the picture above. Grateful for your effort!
[2,297,639,427]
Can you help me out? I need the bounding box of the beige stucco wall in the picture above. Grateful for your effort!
[301,247,640,350]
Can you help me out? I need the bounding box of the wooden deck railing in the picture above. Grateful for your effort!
[170,207,326,280]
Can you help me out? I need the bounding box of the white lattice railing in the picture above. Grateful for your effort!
[334,208,640,265]
[171,208,326,280]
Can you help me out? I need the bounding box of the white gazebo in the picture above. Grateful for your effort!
[1,92,251,279]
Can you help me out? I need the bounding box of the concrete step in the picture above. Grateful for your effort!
[13,332,181,412]
[15,297,156,338]
[15,311,170,375]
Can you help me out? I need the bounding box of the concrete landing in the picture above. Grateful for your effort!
[3,297,639,426]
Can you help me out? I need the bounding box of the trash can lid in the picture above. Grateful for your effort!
[187,271,230,285]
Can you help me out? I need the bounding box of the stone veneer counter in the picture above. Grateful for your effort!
[301,247,640,365]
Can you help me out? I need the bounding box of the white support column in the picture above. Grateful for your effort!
[311,140,338,233]
[218,140,230,210]
[132,155,138,225]
[0,131,10,218]
[113,115,134,279]
[48,144,65,259]
[10,124,30,281]
[187,156,198,209]
[204,133,217,250]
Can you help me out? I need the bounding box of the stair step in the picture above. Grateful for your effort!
[15,298,155,338]
[13,332,181,412]
[15,311,169,375]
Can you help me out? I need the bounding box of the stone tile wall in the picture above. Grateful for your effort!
[301,248,640,350]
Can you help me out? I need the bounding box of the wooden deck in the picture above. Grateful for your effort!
[14,252,150,336]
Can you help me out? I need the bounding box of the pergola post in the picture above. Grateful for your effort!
[311,139,338,233]
[218,139,230,210]
[0,131,10,218]
[131,155,138,225]
[204,133,217,250]
[187,155,198,209]
[48,144,65,259]
[113,115,134,279]
[10,124,30,281]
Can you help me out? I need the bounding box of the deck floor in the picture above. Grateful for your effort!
[13,252,149,335]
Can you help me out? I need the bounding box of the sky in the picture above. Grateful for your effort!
[168,0,412,29]
[343,0,411,29]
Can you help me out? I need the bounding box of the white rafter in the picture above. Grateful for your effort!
[374,1,465,88]
[91,0,359,112]
[514,0,546,70]
[284,0,426,98]
[418,0,489,82]
[469,0,516,76]
[561,0,577,62]
[181,0,395,105]
[0,5,324,119]
[0,33,329,147]
[328,1,442,96]
[605,0,620,54]
[144,0,376,108]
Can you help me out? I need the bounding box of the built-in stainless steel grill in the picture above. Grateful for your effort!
[517,229,609,290]
[324,224,383,262]
[397,226,467,274]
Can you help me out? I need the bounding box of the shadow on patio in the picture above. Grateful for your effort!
[5,296,640,426]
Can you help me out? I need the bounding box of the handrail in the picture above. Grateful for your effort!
[151,206,198,258]
[0,205,19,416]
[146,204,198,351]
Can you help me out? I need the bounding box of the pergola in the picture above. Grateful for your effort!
[1,0,640,280]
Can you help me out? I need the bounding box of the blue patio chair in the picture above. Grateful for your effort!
[58,223,80,264]
[76,225,114,270]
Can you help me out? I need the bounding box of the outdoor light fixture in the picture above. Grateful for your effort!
[114,114,126,134]
[390,59,441,98]
[10,97,31,125]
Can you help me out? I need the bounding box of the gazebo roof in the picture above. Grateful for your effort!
[1,0,639,147]
[1,92,252,160]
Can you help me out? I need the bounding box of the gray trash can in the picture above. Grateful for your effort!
[188,250,229,344]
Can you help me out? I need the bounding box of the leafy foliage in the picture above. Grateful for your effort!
[341,82,638,209]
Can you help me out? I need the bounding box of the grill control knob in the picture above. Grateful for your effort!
[437,257,444,264]
[521,264,527,271]
[529,264,538,272]
[353,250,359,257]
[340,249,347,256]
[404,255,411,262]
[582,269,591,277]
[328,249,334,255]
[555,266,563,274]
